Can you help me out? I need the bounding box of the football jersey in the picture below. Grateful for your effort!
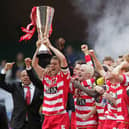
[71,79,98,128]
[104,80,118,120]
[116,74,129,122]
[96,96,106,122]
[42,68,70,115]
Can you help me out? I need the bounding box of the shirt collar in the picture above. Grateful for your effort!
[22,83,33,89]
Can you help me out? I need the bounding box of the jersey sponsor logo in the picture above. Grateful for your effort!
[76,98,86,105]
[46,86,58,94]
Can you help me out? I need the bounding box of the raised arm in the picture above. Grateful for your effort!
[32,40,45,79]
[89,50,106,77]
[43,37,68,68]
[110,53,129,83]
[81,44,93,67]
[25,58,43,90]
[0,62,16,93]
[71,79,100,98]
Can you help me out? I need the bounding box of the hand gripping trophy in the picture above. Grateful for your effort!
[20,6,55,67]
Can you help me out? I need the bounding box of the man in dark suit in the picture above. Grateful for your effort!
[0,61,43,129]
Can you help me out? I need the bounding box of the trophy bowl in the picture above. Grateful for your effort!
[36,6,54,55]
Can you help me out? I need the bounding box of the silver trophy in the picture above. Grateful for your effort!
[36,6,55,54]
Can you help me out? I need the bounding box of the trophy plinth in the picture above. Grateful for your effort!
[37,44,49,55]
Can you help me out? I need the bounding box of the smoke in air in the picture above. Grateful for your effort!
[71,0,129,60]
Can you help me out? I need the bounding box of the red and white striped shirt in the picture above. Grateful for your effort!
[104,80,118,120]
[42,68,70,115]
[104,75,129,124]
[96,96,106,122]
[116,74,129,122]
[85,53,106,122]
[70,79,98,128]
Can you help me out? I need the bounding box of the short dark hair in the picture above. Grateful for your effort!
[73,60,85,68]
[103,56,114,63]
[121,66,129,72]
[118,55,123,58]
[74,60,85,66]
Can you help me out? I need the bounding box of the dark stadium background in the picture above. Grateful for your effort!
[0,0,88,61]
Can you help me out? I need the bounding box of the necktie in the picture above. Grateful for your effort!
[25,86,31,105]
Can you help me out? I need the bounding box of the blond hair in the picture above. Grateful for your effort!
[81,64,94,77]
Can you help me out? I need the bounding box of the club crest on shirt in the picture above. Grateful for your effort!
[53,78,57,84]
[46,78,52,85]
[46,78,57,85]
[46,86,58,94]
[76,98,86,105]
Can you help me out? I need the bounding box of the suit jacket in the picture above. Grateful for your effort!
[0,72,43,129]
[0,104,9,129]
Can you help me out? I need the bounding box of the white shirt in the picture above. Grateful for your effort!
[23,83,35,104]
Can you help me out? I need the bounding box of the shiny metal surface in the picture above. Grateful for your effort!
[36,6,54,54]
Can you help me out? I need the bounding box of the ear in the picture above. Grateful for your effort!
[87,73,92,78]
